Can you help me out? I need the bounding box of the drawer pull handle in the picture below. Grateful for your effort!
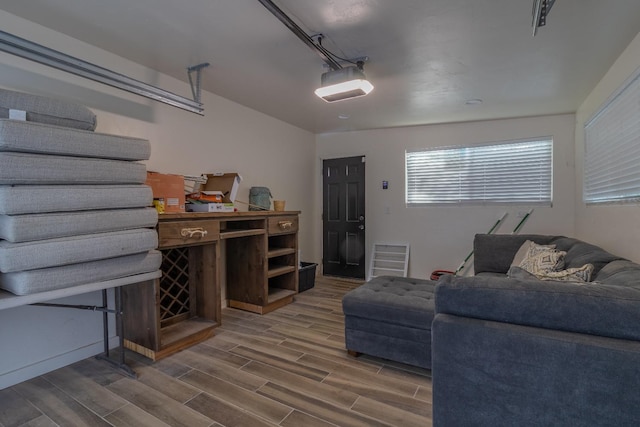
[181,227,208,238]
[278,221,293,229]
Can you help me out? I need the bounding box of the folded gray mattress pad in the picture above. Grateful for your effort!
[0,228,158,273]
[0,250,162,295]
[0,88,97,131]
[0,208,158,243]
[0,118,150,160]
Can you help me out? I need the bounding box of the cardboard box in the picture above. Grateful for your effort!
[202,173,242,203]
[187,203,235,213]
[145,171,185,213]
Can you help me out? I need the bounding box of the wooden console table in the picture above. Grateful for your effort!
[121,211,299,360]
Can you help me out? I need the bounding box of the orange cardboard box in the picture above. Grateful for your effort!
[145,171,185,213]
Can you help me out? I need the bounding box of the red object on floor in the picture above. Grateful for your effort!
[430,270,455,281]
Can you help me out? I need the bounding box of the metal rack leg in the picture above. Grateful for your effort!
[95,286,137,378]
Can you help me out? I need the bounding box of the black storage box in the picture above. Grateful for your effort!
[299,262,317,292]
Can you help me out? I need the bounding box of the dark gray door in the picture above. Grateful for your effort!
[322,156,366,279]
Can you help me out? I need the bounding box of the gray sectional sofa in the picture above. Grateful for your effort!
[433,234,640,426]
[343,233,640,426]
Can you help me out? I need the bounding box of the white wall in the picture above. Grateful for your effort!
[575,32,640,262]
[316,114,576,279]
[0,11,315,388]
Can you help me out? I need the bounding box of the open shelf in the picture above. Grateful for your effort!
[220,229,265,239]
[267,265,296,278]
[268,288,296,304]
[160,317,217,348]
[268,247,296,258]
[124,317,216,361]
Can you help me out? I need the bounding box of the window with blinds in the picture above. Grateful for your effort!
[584,69,640,204]
[405,138,553,206]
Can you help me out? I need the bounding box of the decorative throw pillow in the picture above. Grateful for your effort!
[518,243,566,276]
[510,240,557,268]
[538,264,595,283]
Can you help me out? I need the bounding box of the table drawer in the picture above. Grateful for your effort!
[268,216,298,235]
[158,220,220,248]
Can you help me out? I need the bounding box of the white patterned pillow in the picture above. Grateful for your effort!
[538,264,594,283]
[511,240,556,267]
[519,243,566,275]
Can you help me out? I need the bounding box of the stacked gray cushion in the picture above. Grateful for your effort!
[0,89,160,295]
[0,88,97,131]
[0,208,158,242]
[0,251,161,296]
[0,119,150,160]
[0,152,146,185]
[0,185,152,215]
[0,229,158,273]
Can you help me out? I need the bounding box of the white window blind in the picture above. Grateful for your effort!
[584,69,640,204]
[406,139,552,206]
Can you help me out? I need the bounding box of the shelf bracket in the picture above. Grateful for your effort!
[187,63,210,104]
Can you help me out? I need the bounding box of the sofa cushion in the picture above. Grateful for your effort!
[595,260,640,289]
[435,274,640,341]
[552,237,623,277]
[474,234,559,274]
[342,275,435,329]
[0,88,97,131]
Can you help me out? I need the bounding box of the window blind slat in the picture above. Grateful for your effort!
[406,139,552,206]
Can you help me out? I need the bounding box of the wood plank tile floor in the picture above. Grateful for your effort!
[0,276,432,427]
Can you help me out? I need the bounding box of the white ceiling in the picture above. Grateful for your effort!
[2,0,640,134]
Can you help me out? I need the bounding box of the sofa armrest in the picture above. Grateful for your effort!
[435,274,640,341]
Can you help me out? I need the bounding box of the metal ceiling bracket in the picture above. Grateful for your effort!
[187,62,210,104]
[0,29,205,115]
[532,0,556,36]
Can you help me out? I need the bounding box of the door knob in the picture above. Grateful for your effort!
[358,225,365,230]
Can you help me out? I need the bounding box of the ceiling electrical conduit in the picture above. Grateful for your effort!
[0,30,205,115]
[256,0,342,71]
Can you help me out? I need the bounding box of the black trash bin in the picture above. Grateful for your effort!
[298,262,317,292]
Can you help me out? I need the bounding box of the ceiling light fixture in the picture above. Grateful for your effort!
[315,61,374,103]
[257,0,373,102]
[532,0,556,36]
